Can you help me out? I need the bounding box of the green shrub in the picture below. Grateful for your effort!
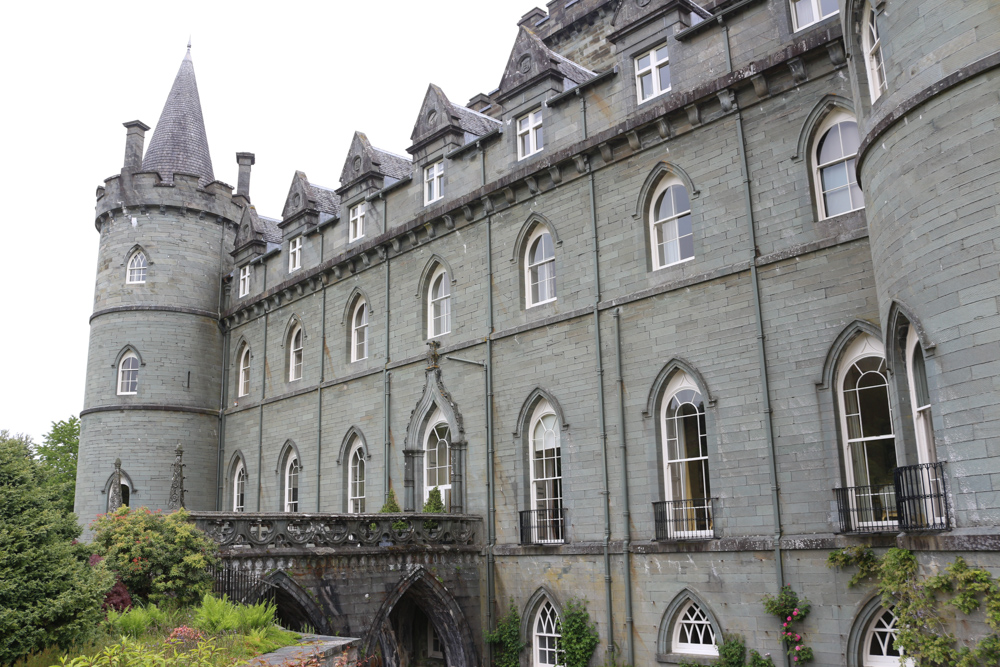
[560,599,600,667]
[57,636,223,667]
[91,506,220,606]
[485,599,524,667]
[193,594,278,635]
[423,487,445,530]
[378,489,409,532]
[0,431,115,665]
[105,603,168,638]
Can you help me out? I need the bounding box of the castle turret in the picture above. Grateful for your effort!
[76,45,244,530]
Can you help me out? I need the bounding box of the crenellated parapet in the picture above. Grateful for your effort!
[95,171,243,233]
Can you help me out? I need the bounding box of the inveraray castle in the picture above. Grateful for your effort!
[76,0,1000,665]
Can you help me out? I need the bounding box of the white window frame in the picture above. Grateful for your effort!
[789,0,838,32]
[289,236,302,272]
[517,109,544,160]
[351,300,368,362]
[660,372,713,539]
[126,251,147,284]
[525,226,556,308]
[238,346,251,398]
[423,409,452,509]
[289,325,303,382]
[348,438,366,514]
[233,461,246,512]
[649,178,695,270]
[837,334,898,528]
[813,111,864,219]
[284,454,300,512]
[427,621,445,660]
[530,400,564,544]
[634,43,671,103]
[428,265,451,338]
[863,3,888,102]
[905,326,935,465]
[239,265,251,298]
[533,600,563,667]
[672,600,719,657]
[349,203,366,242]
[424,161,444,205]
[863,608,905,667]
[117,352,139,395]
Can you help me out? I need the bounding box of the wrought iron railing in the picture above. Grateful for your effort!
[652,498,715,540]
[835,484,898,533]
[209,565,277,604]
[894,462,949,531]
[519,508,567,545]
[188,512,481,549]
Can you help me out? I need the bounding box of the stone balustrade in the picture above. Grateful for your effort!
[188,512,482,551]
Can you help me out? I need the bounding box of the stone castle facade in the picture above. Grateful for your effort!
[77,1,1000,665]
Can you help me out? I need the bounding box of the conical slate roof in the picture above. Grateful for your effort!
[141,45,215,185]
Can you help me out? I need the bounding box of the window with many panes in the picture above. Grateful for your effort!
[673,600,719,657]
[863,3,887,102]
[127,251,147,284]
[239,265,251,298]
[790,0,838,31]
[533,601,563,667]
[289,325,303,382]
[238,346,251,398]
[428,265,451,338]
[348,438,365,513]
[284,453,300,512]
[814,112,864,219]
[424,161,444,205]
[351,299,368,362]
[863,608,903,666]
[118,352,139,395]
[517,109,544,160]
[525,226,556,307]
[424,410,452,510]
[233,461,246,512]
[530,401,563,543]
[660,372,713,538]
[635,44,671,102]
[289,236,302,272]
[349,203,365,242]
[650,179,694,269]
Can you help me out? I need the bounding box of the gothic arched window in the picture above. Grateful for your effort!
[238,345,251,398]
[424,410,452,510]
[863,3,887,102]
[530,401,563,543]
[650,178,694,270]
[814,111,864,219]
[525,226,556,308]
[863,607,902,666]
[233,460,246,512]
[533,600,563,667]
[127,251,147,284]
[289,325,303,382]
[659,371,712,539]
[283,453,300,512]
[672,600,718,656]
[428,265,451,338]
[351,299,368,362]
[118,352,140,395]
[348,438,366,513]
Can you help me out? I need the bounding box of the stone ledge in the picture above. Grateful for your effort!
[250,634,358,667]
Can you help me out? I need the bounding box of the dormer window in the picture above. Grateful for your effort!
[239,265,251,298]
[635,44,671,103]
[424,161,444,205]
[349,203,366,242]
[289,236,302,272]
[517,109,544,160]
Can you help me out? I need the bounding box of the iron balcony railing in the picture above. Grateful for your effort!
[652,498,715,541]
[894,462,949,532]
[835,484,898,533]
[519,508,567,545]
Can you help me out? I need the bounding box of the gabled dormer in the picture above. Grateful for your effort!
[280,171,340,234]
[337,132,412,245]
[231,204,281,266]
[496,26,596,106]
[408,84,502,159]
[609,0,708,42]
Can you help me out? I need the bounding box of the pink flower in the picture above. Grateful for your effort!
[796,634,801,640]
[783,622,788,627]
[795,646,801,651]
[787,616,792,621]
[793,610,799,616]
[794,658,799,662]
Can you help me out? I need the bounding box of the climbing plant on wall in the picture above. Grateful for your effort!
[761,586,813,663]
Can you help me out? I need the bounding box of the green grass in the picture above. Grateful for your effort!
[13,597,300,667]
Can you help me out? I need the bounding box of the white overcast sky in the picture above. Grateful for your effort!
[0,1,522,443]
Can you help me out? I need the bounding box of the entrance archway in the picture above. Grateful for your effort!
[254,571,330,634]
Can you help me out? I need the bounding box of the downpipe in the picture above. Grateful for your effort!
[613,308,634,665]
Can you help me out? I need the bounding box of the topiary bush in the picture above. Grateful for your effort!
[91,506,220,606]
[422,486,445,531]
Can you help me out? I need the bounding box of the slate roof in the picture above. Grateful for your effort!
[141,46,215,186]
[258,215,282,244]
[372,148,413,181]
[308,184,340,216]
[535,33,596,85]
[451,103,501,136]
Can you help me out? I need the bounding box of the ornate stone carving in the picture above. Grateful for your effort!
[167,444,185,510]
[107,458,123,512]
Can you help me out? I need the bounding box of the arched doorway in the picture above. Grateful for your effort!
[252,571,330,635]
[365,566,478,667]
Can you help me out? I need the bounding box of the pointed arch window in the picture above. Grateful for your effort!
[673,600,719,656]
[650,178,694,269]
[348,438,366,513]
[905,326,935,465]
[127,251,147,284]
[863,608,903,666]
[526,226,556,308]
[351,299,368,362]
[529,401,563,543]
[533,600,563,667]
[814,112,864,218]
[233,461,246,512]
[863,3,887,102]
[428,265,451,338]
[658,371,713,539]
[284,453,300,512]
[118,352,140,395]
[289,325,303,382]
[424,410,452,510]
[838,334,898,527]
[238,346,251,398]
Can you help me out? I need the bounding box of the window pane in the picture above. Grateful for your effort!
[793,0,815,27]
[821,161,849,192]
[840,121,860,154]
[818,125,843,164]
[819,0,838,18]
[637,54,651,70]
[639,72,653,99]
[658,63,671,91]
[655,46,669,62]
[671,185,690,215]
[535,125,543,150]
[678,234,695,261]
[655,191,673,221]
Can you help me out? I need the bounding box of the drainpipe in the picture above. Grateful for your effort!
[721,18,787,660]
[486,214,496,664]
[586,160,615,660]
[612,308,634,665]
[257,266,268,512]
[478,141,486,187]
[577,90,588,140]
[216,219,230,510]
[383,195,392,503]
[316,231,326,511]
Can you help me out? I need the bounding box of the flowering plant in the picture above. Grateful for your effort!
[762,586,814,663]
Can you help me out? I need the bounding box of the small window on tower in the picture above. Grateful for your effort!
[127,251,147,284]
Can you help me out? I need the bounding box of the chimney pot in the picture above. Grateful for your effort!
[122,120,151,173]
[236,152,256,199]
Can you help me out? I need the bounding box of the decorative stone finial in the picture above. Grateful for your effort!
[426,340,441,369]
[167,444,186,510]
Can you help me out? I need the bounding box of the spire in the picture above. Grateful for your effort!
[141,43,215,185]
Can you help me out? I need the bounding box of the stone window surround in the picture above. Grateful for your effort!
[516,107,544,160]
[424,160,444,206]
[289,235,303,272]
[634,42,671,104]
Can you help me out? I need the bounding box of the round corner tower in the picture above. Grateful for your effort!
[76,46,242,530]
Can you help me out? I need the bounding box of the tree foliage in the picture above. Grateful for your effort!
[560,599,600,667]
[91,507,220,607]
[35,416,80,514]
[484,599,524,667]
[0,430,114,665]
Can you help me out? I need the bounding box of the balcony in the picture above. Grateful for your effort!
[835,462,949,534]
[652,498,715,541]
[519,508,566,545]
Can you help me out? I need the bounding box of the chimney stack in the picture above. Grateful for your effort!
[236,152,256,200]
[123,120,151,172]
